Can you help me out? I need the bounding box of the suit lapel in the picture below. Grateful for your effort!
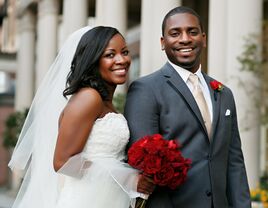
[202,73,221,140]
[161,63,208,138]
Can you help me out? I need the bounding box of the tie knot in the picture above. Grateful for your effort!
[188,74,199,87]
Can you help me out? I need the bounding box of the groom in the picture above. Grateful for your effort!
[125,6,251,208]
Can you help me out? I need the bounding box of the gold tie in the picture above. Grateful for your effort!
[188,74,212,137]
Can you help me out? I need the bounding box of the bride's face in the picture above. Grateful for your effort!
[99,34,131,86]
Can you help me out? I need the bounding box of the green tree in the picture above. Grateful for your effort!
[3,109,28,148]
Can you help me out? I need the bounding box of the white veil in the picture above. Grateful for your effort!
[8,26,91,208]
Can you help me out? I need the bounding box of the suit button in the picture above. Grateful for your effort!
[206,190,212,197]
[206,155,212,161]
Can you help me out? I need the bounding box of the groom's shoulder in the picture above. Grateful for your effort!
[138,70,162,82]
[133,65,168,85]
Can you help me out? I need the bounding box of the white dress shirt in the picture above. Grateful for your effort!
[168,61,213,122]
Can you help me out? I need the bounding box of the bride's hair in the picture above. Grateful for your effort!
[63,26,121,100]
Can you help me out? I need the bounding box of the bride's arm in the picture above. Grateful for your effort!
[53,88,103,171]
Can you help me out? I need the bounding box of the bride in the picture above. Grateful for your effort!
[8,26,153,208]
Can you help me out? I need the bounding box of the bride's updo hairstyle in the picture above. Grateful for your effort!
[63,26,121,100]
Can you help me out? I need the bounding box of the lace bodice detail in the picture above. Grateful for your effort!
[82,113,130,161]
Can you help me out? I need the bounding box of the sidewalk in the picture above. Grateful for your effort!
[0,188,15,208]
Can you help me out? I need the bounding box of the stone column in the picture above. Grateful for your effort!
[15,9,35,111]
[13,8,36,192]
[35,0,59,88]
[95,0,127,35]
[95,0,127,94]
[207,0,227,83]
[140,0,180,76]
[62,0,88,43]
[227,0,262,189]
[208,0,263,188]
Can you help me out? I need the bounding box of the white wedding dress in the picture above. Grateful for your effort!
[55,112,139,208]
[9,27,143,208]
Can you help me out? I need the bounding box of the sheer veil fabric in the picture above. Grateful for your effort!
[9,26,142,208]
[8,26,91,208]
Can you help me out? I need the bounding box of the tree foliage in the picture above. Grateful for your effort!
[3,109,28,148]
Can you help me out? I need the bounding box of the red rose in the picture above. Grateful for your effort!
[143,154,162,174]
[134,137,149,147]
[168,159,191,189]
[128,146,145,170]
[168,140,179,149]
[144,139,164,154]
[154,164,175,186]
[168,172,186,189]
[151,134,163,141]
[210,80,223,92]
[166,150,182,162]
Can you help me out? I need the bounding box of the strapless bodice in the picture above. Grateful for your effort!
[82,112,130,161]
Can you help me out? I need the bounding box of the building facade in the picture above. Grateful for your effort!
[0,0,267,191]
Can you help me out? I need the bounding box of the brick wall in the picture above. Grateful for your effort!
[0,106,14,186]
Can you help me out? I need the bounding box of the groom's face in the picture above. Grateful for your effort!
[161,13,206,73]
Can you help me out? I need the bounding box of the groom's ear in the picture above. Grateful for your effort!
[202,32,207,48]
[160,37,165,50]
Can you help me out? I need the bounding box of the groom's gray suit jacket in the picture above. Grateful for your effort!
[124,63,251,208]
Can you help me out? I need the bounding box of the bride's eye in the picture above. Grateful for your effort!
[104,53,115,58]
[122,50,129,56]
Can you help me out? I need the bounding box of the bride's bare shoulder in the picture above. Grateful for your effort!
[63,88,103,120]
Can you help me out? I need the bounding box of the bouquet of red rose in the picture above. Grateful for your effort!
[128,134,191,208]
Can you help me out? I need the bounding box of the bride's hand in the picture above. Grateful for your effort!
[137,173,155,195]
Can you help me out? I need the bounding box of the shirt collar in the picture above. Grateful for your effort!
[168,61,192,83]
[168,61,203,84]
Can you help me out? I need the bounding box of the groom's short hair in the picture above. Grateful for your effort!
[161,6,204,36]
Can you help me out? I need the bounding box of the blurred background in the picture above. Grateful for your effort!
[0,0,267,206]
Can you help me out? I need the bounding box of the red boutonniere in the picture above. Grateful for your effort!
[210,80,224,100]
[210,80,223,92]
